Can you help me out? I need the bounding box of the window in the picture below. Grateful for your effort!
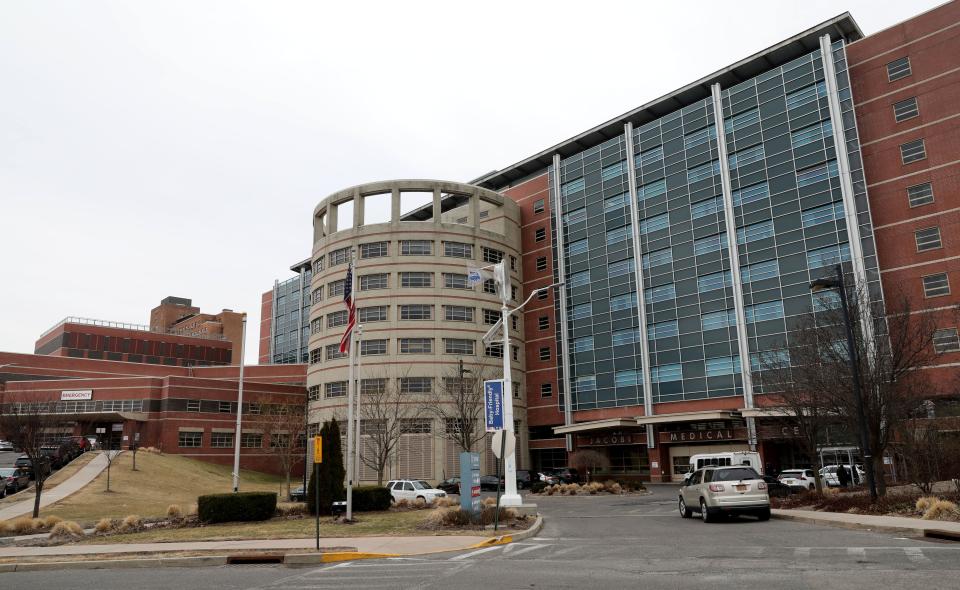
[796,160,839,187]
[737,220,774,244]
[574,375,596,393]
[538,316,549,330]
[400,240,432,255]
[483,279,497,294]
[915,227,942,252]
[533,199,545,214]
[444,305,474,322]
[785,80,826,110]
[537,289,549,300]
[907,183,934,207]
[647,320,678,340]
[650,364,681,383]
[691,196,722,219]
[178,431,202,448]
[444,338,475,355]
[750,350,790,372]
[540,383,553,397]
[725,108,759,133]
[328,279,345,297]
[539,347,551,361]
[635,145,663,166]
[536,256,547,272]
[309,348,322,364]
[732,182,769,207]
[601,161,624,181]
[218,401,232,413]
[604,192,630,212]
[641,248,671,270]
[813,290,841,312]
[482,308,499,325]
[801,202,844,227]
[697,271,731,293]
[900,139,926,164]
[360,339,387,356]
[210,432,233,448]
[610,292,636,311]
[638,179,666,200]
[479,210,489,219]
[535,227,546,242]
[572,337,593,353]
[399,338,433,354]
[400,272,432,288]
[806,243,851,269]
[687,160,720,183]
[444,241,473,258]
[485,342,503,358]
[311,287,323,305]
[360,241,388,258]
[564,208,586,225]
[186,399,201,412]
[327,310,348,328]
[705,356,741,377]
[313,257,324,274]
[511,285,518,300]
[569,271,590,287]
[399,304,432,320]
[728,144,765,168]
[609,258,635,277]
[571,302,592,319]
[615,370,641,387]
[612,328,640,346]
[561,177,585,196]
[933,328,960,354]
[701,309,736,331]
[645,283,676,303]
[684,125,716,149]
[325,344,347,360]
[360,379,386,396]
[605,226,630,246]
[568,239,589,256]
[440,273,468,289]
[694,232,726,255]
[893,97,919,122]
[740,259,779,283]
[482,246,504,263]
[307,385,320,401]
[923,273,950,297]
[790,119,832,149]
[745,301,785,323]
[240,433,263,448]
[358,306,387,322]
[359,273,388,290]
[329,247,349,267]
[886,56,912,82]
[325,381,347,398]
[399,377,432,394]
[510,255,517,271]
[640,213,669,234]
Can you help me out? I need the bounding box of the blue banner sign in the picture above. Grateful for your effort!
[484,379,504,432]
[459,452,481,514]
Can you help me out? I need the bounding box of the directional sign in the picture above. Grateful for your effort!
[484,380,504,432]
[313,436,323,464]
[459,452,481,514]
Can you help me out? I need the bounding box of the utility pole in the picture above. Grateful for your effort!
[231,314,248,493]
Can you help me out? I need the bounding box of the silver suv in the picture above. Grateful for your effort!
[678,466,770,523]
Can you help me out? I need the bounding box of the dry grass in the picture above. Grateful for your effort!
[166,504,183,520]
[921,499,959,521]
[48,520,84,540]
[94,518,115,534]
[119,514,143,533]
[39,451,282,524]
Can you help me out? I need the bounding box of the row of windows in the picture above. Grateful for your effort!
[312,273,518,301]
[310,305,520,334]
[178,431,272,449]
[309,338,523,363]
[317,242,516,269]
[313,377,525,398]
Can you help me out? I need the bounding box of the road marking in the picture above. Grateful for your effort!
[449,545,502,561]
[507,543,553,557]
[551,546,580,557]
[794,547,811,558]
[904,548,931,563]
[847,547,866,558]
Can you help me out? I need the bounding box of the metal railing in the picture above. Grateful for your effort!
[39,316,227,341]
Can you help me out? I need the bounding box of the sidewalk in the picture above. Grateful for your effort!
[772,508,960,536]
[0,452,110,522]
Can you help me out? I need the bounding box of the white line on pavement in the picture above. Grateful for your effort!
[507,544,553,557]
[847,547,866,558]
[449,545,503,561]
[904,548,931,563]
[794,547,811,558]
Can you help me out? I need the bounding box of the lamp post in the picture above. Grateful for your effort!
[810,264,878,501]
[231,314,248,493]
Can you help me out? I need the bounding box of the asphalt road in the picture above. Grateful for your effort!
[5,485,960,589]
[0,450,20,468]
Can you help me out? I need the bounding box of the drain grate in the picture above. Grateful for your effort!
[226,554,286,565]
[924,529,960,542]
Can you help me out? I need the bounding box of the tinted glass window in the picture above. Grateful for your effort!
[712,467,760,482]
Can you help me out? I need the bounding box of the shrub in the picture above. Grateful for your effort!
[307,419,346,516]
[120,515,143,533]
[530,481,547,494]
[434,496,457,507]
[10,517,38,534]
[166,504,184,520]
[922,499,959,521]
[198,492,278,524]
[480,505,518,525]
[916,497,935,514]
[353,486,392,512]
[49,520,84,540]
[43,515,63,528]
[481,496,497,508]
[609,483,622,495]
[277,502,306,517]
[94,518,115,534]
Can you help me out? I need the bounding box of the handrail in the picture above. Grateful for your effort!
[38,316,227,341]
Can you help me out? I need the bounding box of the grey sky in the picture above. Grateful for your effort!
[0,1,941,363]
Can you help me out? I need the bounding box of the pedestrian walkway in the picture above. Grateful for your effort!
[0,452,111,522]
[773,508,960,536]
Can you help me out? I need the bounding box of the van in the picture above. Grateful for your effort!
[682,452,762,483]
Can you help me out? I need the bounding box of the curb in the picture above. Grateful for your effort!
[468,513,543,548]
[771,510,926,536]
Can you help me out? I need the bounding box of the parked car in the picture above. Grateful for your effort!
[819,464,866,487]
[479,475,501,491]
[678,466,770,522]
[538,471,560,485]
[0,467,31,498]
[14,455,51,480]
[682,451,763,483]
[386,479,448,505]
[550,467,582,484]
[499,469,532,489]
[39,445,66,469]
[437,477,461,495]
[777,469,818,491]
[289,486,306,502]
[0,440,15,452]
[761,475,791,498]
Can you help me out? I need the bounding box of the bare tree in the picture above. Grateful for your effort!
[257,403,307,500]
[0,396,59,517]
[570,450,610,482]
[420,356,494,455]
[355,374,422,486]
[895,417,946,494]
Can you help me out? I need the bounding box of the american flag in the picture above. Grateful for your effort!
[339,263,356,353]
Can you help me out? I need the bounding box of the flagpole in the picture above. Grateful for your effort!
[354,324,364,485]
[345,250,357,521]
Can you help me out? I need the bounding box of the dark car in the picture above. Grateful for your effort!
[289,486,306,502]
[500,469,533,489]
[0,467,31,498]
[551,467,582,484]
[39,445,66,469]
[480,475,501,491]
[762,475,791,498]
[14,456,51,480]
[437,477,461,494]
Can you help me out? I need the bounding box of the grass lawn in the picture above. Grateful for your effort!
[76,509,476,544]
[39,451,283,524]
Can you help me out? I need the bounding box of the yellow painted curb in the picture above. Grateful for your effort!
[320,551,401,563]
[468,534,513,548]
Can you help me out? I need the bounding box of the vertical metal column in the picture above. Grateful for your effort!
[711,83,758,449]
[819,34,876,348]
[623,123,656,449]
[551,155,574,452]
[269,279,279,363]
[297,268,305,363]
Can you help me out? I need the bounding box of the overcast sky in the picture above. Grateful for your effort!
[0,0,943,363]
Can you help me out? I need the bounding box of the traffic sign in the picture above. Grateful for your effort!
[484,380,504,432]
[491,429,515,459]
[313,436,323,464]
[467,267,483,286]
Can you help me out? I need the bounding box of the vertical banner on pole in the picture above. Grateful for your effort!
[483,380,504,432]
[459,452,481,516]
[314,436,322,550]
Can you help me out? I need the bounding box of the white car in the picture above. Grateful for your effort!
[386,479,447,505]
[819,464,866,487]
[0,440,14,452]
[678,466,770,522]
[777,469,818,491]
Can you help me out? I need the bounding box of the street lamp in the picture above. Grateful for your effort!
[809,263,878,501]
